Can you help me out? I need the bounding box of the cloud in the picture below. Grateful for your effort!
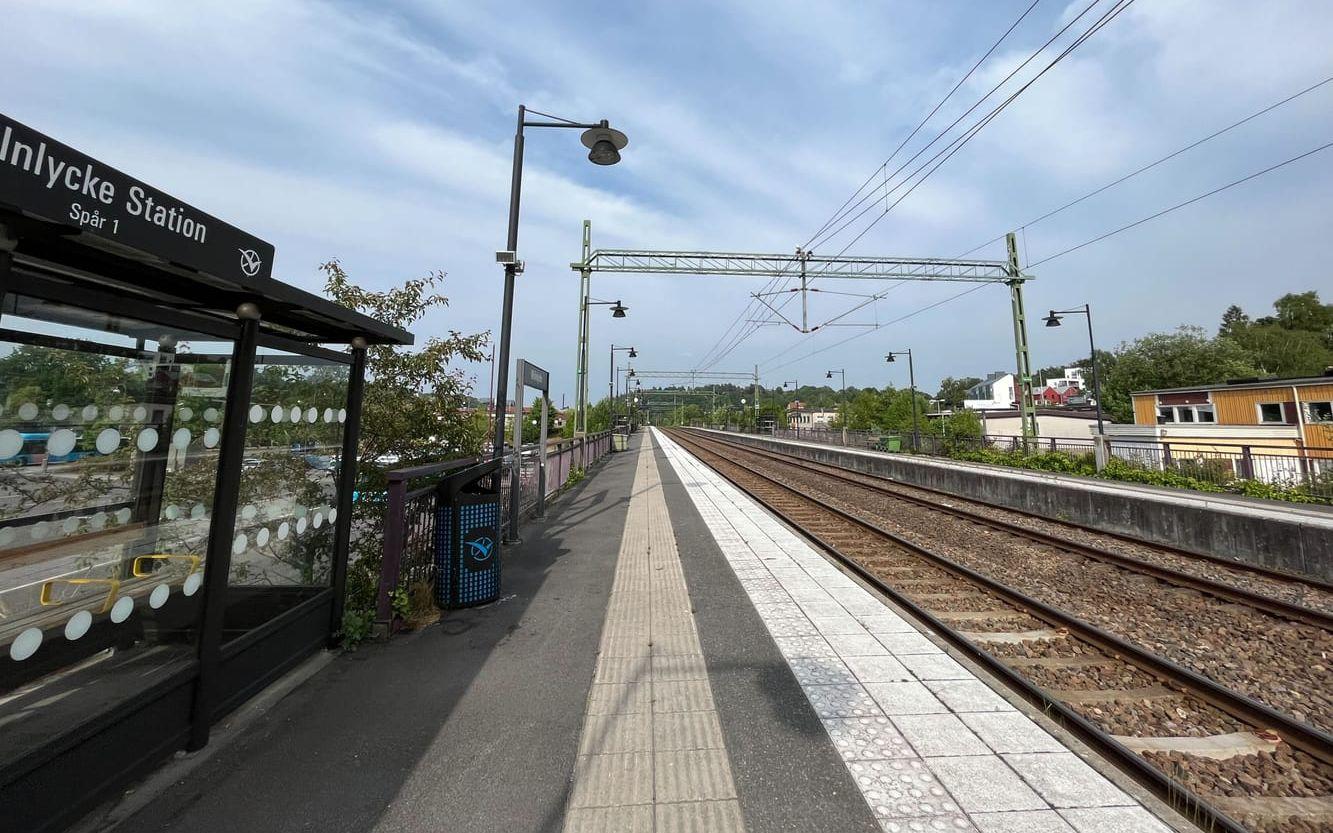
[1,0,1330,403]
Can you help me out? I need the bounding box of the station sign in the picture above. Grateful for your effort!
[520,360,549,393]
[0,112,275,284]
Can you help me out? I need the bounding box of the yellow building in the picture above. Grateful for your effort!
[1104,373,1333,480]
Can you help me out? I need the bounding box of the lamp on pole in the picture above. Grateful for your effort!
[609,344,636,431]
[580,299,627,457]
[886,350,920,451]
[826,369,847,445]
[1044,305,1104,437]
[493,105,628,465]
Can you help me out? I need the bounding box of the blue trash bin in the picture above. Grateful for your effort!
[434,459,502,609]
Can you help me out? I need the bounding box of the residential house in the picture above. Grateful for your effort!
[1104,371,1333,478]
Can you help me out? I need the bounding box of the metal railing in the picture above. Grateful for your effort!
[375,431,614,628]
[761,427,1333,502]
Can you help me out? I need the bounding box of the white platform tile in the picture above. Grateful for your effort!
[775,635,839,659]
[893,714,991,757]
[809,614,868,635]
[849,758,965,819]
[653,431,1168,833]
[844,654,915,684]
[787,656,860,686]
[926,756,1047,813]
[875,631,945,655]
[804,684,882,719]
[926,680,1016,714]
[1001,754,1132,809]
[1057,807,1173,833]
[879,816,978,833]
[823,716,916,761]
[764,616,823,637]
[971,810,1076,833]
[864,681,949,715]
[959,713,1066,755]
[898,653,972,680]
[858,613,919,634]
[827,632,891,658]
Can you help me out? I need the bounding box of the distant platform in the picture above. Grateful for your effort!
[695,428,1333,581]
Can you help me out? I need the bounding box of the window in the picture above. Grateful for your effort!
[1308,401,1333,423]
[1157,407,1175,424]
[1258,403,1285,423]
[1177,407,1195,423]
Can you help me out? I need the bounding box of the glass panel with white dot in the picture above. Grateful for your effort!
[222,348,347,639]
[0,295,235,758]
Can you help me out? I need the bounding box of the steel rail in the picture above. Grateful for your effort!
[669,430,1333,769]
[682,429,1333,629]
[665,430,1255,833]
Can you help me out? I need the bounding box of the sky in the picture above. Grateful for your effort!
[3,0,1332,405]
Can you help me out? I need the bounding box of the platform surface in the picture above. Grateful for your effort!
[654,429,1177,833]
[98,430,1181,833]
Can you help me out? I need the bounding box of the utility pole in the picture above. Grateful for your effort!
[574,220,592,464]
[1007,232,1038,445]
[753,365,760,425]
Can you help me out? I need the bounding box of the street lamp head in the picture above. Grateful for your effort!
[885,353,896,363]
[825,370,833,379]
[628,347,637,358]
[581,123,629,166]
[611,301,628,318]
[628,368,636,377]
[1044,311,1063,328]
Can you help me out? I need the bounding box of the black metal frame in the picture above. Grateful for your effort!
[0,210,393,831]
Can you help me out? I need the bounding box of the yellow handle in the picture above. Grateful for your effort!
[40,577,122,613]
[131,554,202,578]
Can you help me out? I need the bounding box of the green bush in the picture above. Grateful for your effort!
[943,444,1330,505]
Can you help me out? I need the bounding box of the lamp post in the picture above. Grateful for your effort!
[609,344,636,433]
[1044,305,1104,437]
[826,369,846,444]
[783,380,798,435]
[886,350,920,451]
[578,299,627,460]
[493,105,628,466]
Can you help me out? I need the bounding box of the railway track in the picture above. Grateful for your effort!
[666,428,1333,833]
[683,430,1333,627]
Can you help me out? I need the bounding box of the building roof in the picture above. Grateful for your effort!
[1132,372,1333,396]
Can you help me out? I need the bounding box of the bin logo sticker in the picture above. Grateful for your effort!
[463,529,496,571]
[239,248,263,277]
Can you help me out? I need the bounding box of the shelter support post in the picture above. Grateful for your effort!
[188,305,260,751]
[329,339,367,641]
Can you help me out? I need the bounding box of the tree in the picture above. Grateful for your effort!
[935,376,982,409]
[1099,326,1257,423]
[1218,304,1249,339]
[1272,291,1333,335]
[1218,291,1333,376]
[322,261,490,615]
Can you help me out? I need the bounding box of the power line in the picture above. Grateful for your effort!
[696,0,1051,373]
[957,74,1333,258]
[762,284,991,374]
[1030,139,1333,267]
[809,0,1116,254]
[796,0,1134,292]
[805,0,1043,247]
[701,0,1135,375]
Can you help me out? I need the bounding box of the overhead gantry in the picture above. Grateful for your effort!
[569,221,1038,442]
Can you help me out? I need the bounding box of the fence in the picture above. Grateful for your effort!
[375,431,614,629]
[763,427,1333,502]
